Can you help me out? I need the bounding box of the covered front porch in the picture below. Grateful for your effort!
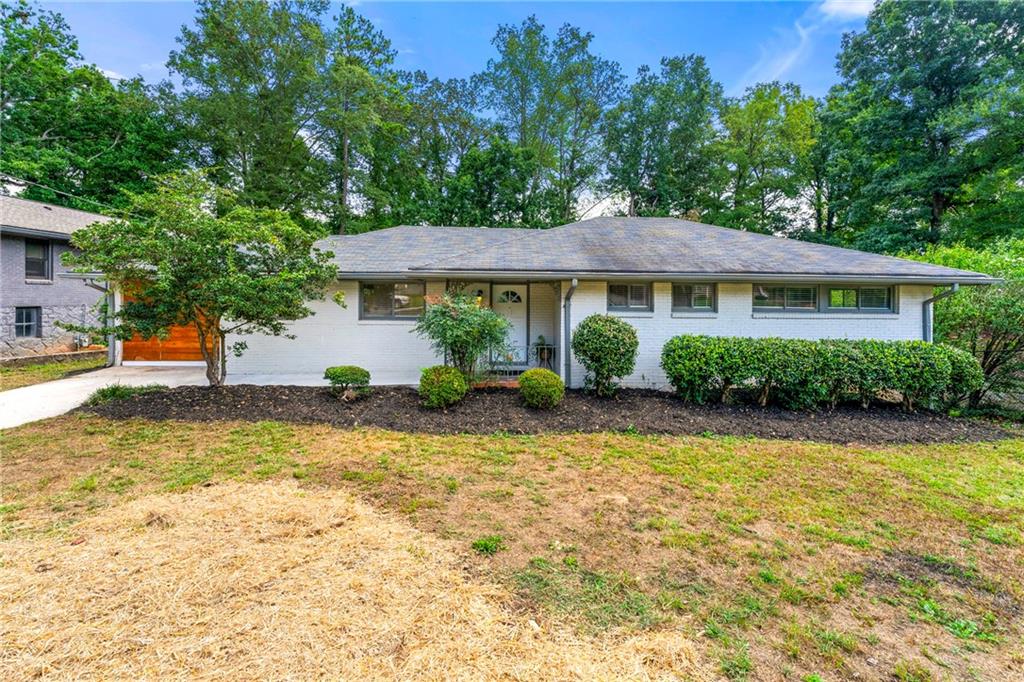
[447,280,562,377]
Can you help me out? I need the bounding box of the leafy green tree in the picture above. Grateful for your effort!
[911,240,1024,409]
[64,171,338,386]
[169,0,328,213]
[835,0,1024,251]
[1,1,181,209]
[360,72,487,229]
[715,81,815,234]
[314,4,397,232]
[478,16,621,224]
[441,136,543,228]
[603,56,723,218]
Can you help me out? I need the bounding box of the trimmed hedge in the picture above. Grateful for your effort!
[518,368,565,409]
[570,314,639,397]
[419,365,469,409]
[324,365,371,398]
[660,335,983,412]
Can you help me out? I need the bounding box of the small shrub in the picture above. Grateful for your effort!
[84,383,167,406]
[418,365,468,408]
[519,368,565,409]
[471,534,504,555]
[571,314,638,397]
[324,365,371,400]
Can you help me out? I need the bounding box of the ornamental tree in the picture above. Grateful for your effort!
[64,170,338,386]
[412,293,511,378]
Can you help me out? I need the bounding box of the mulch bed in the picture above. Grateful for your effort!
[79,385,1011,445]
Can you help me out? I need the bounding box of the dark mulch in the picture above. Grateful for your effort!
[78,384,1011,445]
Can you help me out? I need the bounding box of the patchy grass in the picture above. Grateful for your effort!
[0,355,105,391]
[471,534,505,556]
[1,415,1022,681]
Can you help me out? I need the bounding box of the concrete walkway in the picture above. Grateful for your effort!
[0,367,329,429]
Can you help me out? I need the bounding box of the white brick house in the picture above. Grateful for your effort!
[221,217,995,388]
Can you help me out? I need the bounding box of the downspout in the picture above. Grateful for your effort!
[922,283,959,342]
[563,278,578,387]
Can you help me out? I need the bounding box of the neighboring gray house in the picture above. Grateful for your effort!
[0,195,110,357]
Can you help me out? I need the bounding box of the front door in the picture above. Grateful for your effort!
[492,284,528,364]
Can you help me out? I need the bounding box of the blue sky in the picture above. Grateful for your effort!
[49,0,873,97]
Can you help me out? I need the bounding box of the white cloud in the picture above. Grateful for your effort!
[730,0,871,94]
[99,67,125,82]
[819,0,874,21]
[139,62,163,72]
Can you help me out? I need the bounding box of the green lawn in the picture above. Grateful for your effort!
[0,355,106,391]
[1,415,1021,681]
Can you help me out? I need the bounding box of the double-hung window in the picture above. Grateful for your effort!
[608,283,652,312]
[360,281,426,319]
[672,283,715,312]
[25,239,50,280]
[15,307,41,337]
[826,286,894,312]
[752,284,817,311]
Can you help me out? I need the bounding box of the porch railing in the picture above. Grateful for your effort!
[489,343,558,373]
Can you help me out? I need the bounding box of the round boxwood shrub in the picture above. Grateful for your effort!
[570,314,638,397]
[419,365,468,409]
[518,368,565,409]
[324,365,371,399]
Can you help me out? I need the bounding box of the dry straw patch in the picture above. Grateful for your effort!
[0,481,706,681]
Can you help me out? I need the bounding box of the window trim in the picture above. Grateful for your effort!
[824,285,896,313]
[607,282,653,313]
[358,280,427,320]
[671,283,717,313]
[752,283,898,314]
[14,306,42,338]
[24,238,51,280]
[752,284,818,312]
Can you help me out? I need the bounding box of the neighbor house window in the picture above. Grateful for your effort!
[752,284,817,310]
[827,286,894,312]
[360,281,426,319]
[14,307,41,337]
[608,283,652,312]
[672,283,715,312]
[24,239,50,279]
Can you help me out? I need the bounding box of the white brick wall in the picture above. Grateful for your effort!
[562,282,932,389]
[229,278,932,387]
[228,280,446,383]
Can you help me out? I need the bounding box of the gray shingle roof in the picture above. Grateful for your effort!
[316,225,527,275]
[0,195,112,239]
[322,217,993,284]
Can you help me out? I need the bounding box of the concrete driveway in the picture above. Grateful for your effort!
[0,366,207,429]
[0,366,334,429]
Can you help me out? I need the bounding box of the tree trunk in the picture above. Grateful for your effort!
[196,318,224,387]
[340,133,350,235]
[929,191,947,242]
